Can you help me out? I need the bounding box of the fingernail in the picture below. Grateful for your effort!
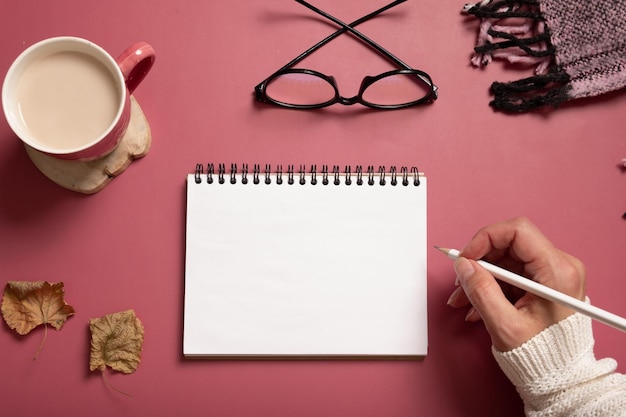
[447,286,462,306]
[454,257,475,285]
[446,292,456,306]
[465,307,476,321]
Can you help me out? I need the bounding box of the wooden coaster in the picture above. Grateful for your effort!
[25,96,151,194]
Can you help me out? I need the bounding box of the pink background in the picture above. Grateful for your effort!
[1,1,625,416]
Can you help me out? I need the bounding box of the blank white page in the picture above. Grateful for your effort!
[184,170,427,358]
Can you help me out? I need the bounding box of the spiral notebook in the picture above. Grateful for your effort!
[184,164,428,358]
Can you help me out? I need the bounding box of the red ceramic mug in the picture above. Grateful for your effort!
[2,36,155,160]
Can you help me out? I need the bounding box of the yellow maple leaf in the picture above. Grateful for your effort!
[89,309,144,374]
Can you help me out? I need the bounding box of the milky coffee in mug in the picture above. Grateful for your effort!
[2,37,155,160]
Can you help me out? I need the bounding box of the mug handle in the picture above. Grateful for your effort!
[116,42,155,94]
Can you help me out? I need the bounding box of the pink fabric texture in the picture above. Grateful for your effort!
[463,0,626,112]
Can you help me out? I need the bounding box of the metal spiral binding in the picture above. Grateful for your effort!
[322,165,329,185]
[194,163,204,183]
[194,164,421,186]
[218,163,226,184]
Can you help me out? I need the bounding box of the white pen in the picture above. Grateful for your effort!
[436,246,626,333]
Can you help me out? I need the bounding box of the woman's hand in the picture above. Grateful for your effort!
[446,217,586,351]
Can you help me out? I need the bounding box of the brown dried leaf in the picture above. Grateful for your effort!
[89,309,144,374]
[1,281,75,335]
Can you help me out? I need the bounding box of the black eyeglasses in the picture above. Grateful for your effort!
[254,0,438,110]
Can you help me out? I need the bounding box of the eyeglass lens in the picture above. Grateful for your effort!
[266,73,336,107]
[362,73,432,106]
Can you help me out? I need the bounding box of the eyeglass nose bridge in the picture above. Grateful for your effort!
[338,95,360,106]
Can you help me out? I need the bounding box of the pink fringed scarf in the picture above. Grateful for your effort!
[463,0,626,112]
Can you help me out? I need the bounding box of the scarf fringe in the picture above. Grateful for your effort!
[490,71,570,112]
[463,0,571,111]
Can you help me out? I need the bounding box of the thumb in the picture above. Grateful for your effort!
[454,257,520,340]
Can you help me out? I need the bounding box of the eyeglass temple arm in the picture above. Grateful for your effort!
[256,0,406,86]
[296,0,437,96]
[295,0,414,72]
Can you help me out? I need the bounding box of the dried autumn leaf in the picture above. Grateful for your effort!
[1,281,75,359]
[1,281,75,334]
[89,309,144,374]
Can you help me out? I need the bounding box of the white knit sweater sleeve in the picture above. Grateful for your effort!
[492,313,626,417]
